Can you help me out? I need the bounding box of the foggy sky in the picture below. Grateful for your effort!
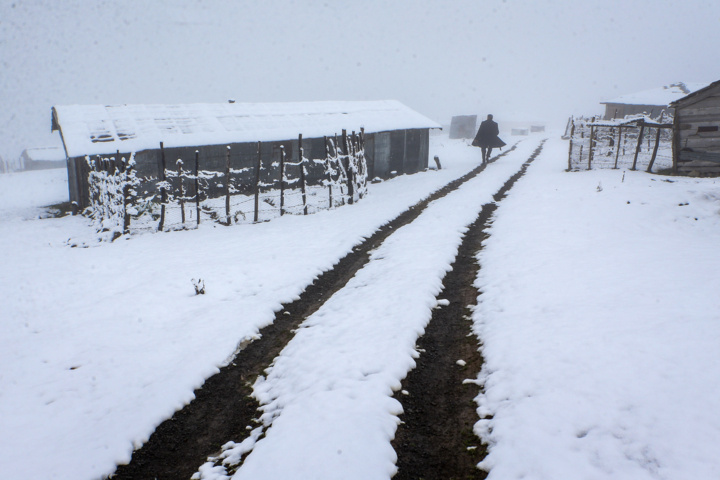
[1,0,719,162]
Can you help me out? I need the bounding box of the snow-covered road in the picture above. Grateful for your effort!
[195,139,543,480]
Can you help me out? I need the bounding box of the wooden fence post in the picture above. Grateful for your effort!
[631,124,645,171]
[343,129,354,205]
[195,150,200,226]
[254,141,261,222]
[324,136,332,208]
[177,159,185,225]
[646,127,662,173]
[123,155,132,235]
[587,121,595,170]
[567,120,575,171]
[614,126,622,169]
[578,130,584,164]
[280,145,285,216]
[225,146,231,224]
[299,134,307,215]
[159,142,167,232]
[672,114,679,175]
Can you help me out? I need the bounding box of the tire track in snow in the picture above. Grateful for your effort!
[109,146,519,480]
[391,140,546,480]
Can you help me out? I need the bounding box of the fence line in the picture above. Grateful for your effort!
[566,115,673,173]
[85,130,369,240]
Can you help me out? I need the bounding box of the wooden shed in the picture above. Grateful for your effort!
[670,79,720,175]
[51,101,440,209]
[601,82,707,120]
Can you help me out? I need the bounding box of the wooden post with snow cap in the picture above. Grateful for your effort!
[567,120,575,171]
[299,134,307,215]
[631,123,645,171]
[159,142,167,232]
[225,146,231,225]
[123,154,133,235]
[280,145,285,216]
[254,141,261,222]
[343,129,353,205]
[194,150,200,226]
[177,159,185,225]
[587,119,595,170]
[646,127,662,173]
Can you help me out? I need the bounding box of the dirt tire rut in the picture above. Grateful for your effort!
[391,140,546,480]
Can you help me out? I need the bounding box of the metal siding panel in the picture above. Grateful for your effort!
[373,132,391,178]
[390,130,405,175]
[364,133,376,179]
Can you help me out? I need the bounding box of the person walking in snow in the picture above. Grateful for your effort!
[472,114,506,163]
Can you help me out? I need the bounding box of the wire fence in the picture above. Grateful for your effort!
[84,131,368,240]
[566,115,674,173]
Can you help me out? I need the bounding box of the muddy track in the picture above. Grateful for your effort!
[391,140,546,480]
[109,146,520,480]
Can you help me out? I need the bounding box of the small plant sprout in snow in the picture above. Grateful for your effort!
[192,278,205,295]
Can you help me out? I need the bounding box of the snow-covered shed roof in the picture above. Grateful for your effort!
[669,79,720,108]
[601,82,709,107]
[52,100,441,158]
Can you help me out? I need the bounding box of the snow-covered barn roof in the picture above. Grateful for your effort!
[601,82,709,107]
[52,100,441,158]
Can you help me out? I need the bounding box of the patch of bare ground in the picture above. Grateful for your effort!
[108,146,518,479]
[391,141,545,480]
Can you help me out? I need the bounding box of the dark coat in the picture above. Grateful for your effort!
[472,119,506,148]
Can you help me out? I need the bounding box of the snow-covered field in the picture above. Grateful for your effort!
[473,138,720,479]
[2,133,719,480]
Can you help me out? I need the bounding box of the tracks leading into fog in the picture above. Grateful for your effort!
[110,146,518,480]
[391,141,546,480]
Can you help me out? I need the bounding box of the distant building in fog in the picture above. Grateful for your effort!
[601,82,708,120]
[19,147,66,171]
[449,115,477,139]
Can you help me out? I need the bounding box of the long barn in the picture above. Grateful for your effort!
[52,100,441,210]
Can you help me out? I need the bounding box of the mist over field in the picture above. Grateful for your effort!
[2,0,719,163]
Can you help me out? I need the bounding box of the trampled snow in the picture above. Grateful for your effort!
[472,137,720,479]
[0,134,486,480]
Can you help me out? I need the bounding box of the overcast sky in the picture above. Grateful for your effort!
[1,0,719,162]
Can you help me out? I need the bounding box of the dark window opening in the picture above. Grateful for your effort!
[697,126,719,133]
